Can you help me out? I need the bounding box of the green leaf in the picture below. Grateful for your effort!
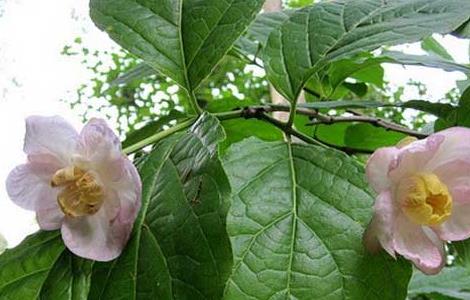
[382,51,470,74]
[0,231,64,299]
[222,138,412,299]
[452,239,470,268]
[345,124,406,150]
[90,0,265,91]
[39,252,93,300]
[263,0,470,102]
[88,113,233,300]
[408,267,470,300]
[219,119,283,154]
[421,36,454,61]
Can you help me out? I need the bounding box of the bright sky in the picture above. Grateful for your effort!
[0,1,468,248]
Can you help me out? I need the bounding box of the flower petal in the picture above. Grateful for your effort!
[432,160,470,205]
[61,158,140,262]
[37,202,64,230]
[425,127,470,171]
[388,134,444,183]
[24,116,78,164]
[366,148,398,193]
[433,203,470,241]
[61,204,123,261]
[363,190,396,257]
[6,162,59,211]
[393,214,445,274]
[78,118,122,166]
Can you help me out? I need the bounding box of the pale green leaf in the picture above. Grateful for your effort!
[408,267,470,300]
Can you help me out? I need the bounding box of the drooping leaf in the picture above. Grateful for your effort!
[0,231,64,299]
[88,113,233,300]
[90,0,265,91]
[222,138,412,299]
[408,267,470,300]
[263,0,470,102]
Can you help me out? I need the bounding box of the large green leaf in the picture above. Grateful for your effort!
[0,231,64,299]
[90,0,265,91]
[222,138,412,299]
[408,267,470,300]
[39,251,93,300]
[88,113,233,300]
[264,0,470,102]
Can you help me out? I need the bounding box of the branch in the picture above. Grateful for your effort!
[307,113,427,139]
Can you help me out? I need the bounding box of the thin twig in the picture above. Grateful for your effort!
[307,113,427,138]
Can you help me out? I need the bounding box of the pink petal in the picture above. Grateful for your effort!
[78,118,122,167]
[433,203,470,241]
[366,148,398,193]
[425,127,470,171]
[6,162,59,211]
[433,160,470,204]
[388,134,444,183]
[24,116,78,164]
[393,214,445,275]
[363,190,396,257]
[37,202,64,230]
[61,158,140,261]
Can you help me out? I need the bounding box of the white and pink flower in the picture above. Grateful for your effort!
[6,116,141,261]
[364,127,470,274]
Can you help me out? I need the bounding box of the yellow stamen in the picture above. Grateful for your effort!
[398,173,452,226]
[51,166,104,217]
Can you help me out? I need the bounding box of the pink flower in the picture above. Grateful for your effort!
[364,127,470,274]
[6,116,141,261]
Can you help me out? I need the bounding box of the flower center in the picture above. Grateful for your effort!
[398,173,452,226]
[51,166,104,217]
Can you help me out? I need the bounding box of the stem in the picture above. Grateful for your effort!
[187,90,202,115]
[258,113,326,147]
[123,118,195,154]
[308,114,427,138]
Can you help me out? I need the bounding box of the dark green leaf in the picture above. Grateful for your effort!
[452,239,470,268]
[0,231,64,299]
[89,113,232,300]
[222,138,412,299]
[90,0,265,91]
[263,0,470,102]
[39,252,93,300]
